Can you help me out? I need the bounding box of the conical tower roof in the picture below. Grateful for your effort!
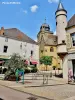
[55,1,67,14]
[57,2,64,10]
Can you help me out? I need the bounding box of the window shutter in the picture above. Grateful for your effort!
[66,34,71,49]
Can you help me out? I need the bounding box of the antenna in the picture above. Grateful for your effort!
[59,0,62,3]
[44,17,46,23]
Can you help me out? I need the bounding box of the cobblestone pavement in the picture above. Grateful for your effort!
[0,74,75,100]
[0,85,50,100]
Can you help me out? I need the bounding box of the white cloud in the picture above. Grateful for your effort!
[35,39,37,42]
[23,10,27,14]
[54,31,56,35]
[30,5,38,12]
[48,0,59,3]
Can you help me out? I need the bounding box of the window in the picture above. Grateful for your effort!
[54,39,57,43]
[3,33,4,35]
[41,50,43,53]
[3,46,8,53]
[62,40,65,44]
[45,27,49,31]
[31,50,33,56]
[45,49,47,52]
[71,33,75,46]
[56,22,57,26]
[25,43,27,47]
[20,43,22,49]
[5,37,8,42]
[50,47,54,52]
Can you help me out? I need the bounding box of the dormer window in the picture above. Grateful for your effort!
[45,27,49,31]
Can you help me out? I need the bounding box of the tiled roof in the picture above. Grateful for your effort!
[67,14,75,28]
[42,33,57,46]
[0,28,37,44]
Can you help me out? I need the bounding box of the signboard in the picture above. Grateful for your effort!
[0,55,10,59]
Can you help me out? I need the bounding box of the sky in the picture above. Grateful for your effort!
[0,0,75,41]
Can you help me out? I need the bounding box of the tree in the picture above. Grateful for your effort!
[4,53,26,77]
[40,56,52,71]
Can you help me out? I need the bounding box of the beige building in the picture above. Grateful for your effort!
[37,1,75,81]
[55,2,75,81]
[37,23,61,70]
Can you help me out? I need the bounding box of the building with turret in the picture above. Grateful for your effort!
[55,2,68,80]
[37,1,75,81]
[37,22,61,69]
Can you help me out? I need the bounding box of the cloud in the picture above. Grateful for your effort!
[54,31,56,35]
[30,5,38,12]
[23,10,27,14]
[48,0,59,3]
[35,39,37,42]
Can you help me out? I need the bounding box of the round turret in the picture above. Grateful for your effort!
[55,1,67,44]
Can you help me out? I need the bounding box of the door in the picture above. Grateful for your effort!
[72,60,75,79]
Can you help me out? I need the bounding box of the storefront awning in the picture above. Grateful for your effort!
[31,61,38,65]
[0,61,5,64]
[30,56,38,65]
[0,55,11,60]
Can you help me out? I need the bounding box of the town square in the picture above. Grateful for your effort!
[0,0,75,100]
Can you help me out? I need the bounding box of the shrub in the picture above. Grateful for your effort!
[25,68,30,73]
[31,67,37,73]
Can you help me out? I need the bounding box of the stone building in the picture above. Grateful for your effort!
[55,2,75,81]
[37,1,75,81]
[37,23,61,69]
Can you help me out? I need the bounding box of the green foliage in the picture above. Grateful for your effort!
[40,56,52,71]
[4,53,26,80]
[40,56,52,66]
[5,53,25,71]
[24,65,37,73]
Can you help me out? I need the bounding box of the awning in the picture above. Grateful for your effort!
[0,61,5,64]
[31,61,38,65]
[30,56,38,65]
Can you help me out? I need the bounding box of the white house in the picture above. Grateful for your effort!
[0,27,39,67]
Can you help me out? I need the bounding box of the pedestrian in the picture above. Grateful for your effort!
[68,68,73,83]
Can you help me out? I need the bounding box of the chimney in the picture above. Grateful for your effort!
[1,27,4,30]
[0,27,4,35]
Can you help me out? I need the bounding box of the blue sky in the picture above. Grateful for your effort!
[0,0,75,41]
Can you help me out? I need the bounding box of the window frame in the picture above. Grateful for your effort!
[50,47,54,52]
[3,45,8,53]
[71,33,75,47]
[31,50,33,56]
